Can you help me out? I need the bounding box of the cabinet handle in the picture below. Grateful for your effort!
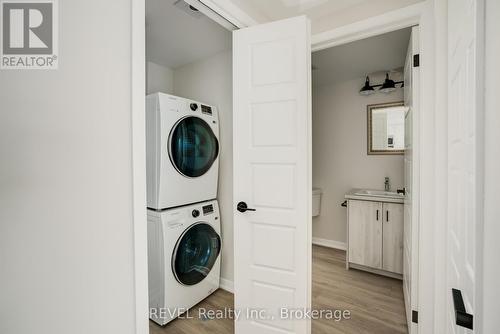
[376,210,379,221]
[386,210,389,222]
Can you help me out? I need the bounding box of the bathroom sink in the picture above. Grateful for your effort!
[354,189,404,198]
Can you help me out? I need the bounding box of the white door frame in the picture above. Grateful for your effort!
[130,2,445,334]
[310,2,423,51]
[131,0,149,334]
[483,1,500,332]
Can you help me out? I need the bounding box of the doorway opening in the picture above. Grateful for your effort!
[310,26,419,333]
[142,1,422,333]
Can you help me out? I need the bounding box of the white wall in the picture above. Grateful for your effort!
[0,1,140,334]
[172,51,234,286]
[312,74,404,245]
[146,61,174,94]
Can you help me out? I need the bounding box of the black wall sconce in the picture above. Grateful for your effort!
[359,73,404,95]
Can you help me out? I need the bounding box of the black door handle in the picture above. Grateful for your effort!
[452,288,473,329]
[237,201,256,213]
[397,188,406,195]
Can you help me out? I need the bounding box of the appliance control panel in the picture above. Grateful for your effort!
[202,204,214,215]
[201,105,212,115]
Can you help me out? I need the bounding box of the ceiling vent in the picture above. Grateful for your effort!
[173,0,238,30]
[174,0,204,19]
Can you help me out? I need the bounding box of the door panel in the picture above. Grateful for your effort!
[348,200,382,269]
[233,16,311,334]
[447,0,482,332]
[403,25,420,333]
[383,203,404,274]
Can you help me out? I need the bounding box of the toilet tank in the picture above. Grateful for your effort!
[312,188,322,217]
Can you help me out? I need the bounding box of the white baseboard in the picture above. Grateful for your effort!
[312,237,347,251]
[219,277,234,293]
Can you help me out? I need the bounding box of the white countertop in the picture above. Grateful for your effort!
[345,188,405,204]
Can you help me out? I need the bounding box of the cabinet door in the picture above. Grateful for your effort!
[348,200,382,269]
[382,203,404,274]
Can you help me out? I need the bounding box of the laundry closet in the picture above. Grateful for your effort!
[145,0,234,328]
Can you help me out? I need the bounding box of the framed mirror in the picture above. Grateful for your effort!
[367,101,406,155]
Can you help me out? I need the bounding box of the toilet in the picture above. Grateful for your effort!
[312,188,322,217]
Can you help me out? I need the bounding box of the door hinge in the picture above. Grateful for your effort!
[452,288,473,329]
[412,310,419,323]
[413,54,420,67]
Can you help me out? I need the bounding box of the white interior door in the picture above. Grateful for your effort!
[446,0,483,332]
[233,16,312,334]
[403,25,420,334]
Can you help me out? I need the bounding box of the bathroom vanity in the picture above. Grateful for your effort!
[345,189,404,279]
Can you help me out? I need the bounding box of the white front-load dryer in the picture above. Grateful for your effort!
[146,93,219,209]
[147,200,221,326]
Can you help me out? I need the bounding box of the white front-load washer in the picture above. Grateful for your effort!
[146,93,219,210]
[147,200,221,326]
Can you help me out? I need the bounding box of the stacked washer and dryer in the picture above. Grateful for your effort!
[146,93,222,326]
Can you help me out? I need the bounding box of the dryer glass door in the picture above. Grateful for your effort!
[173,223,221,286]
[169,116,219,178]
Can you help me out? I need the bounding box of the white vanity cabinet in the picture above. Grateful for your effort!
[345,189,404,278]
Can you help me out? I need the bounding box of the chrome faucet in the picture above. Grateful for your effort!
[384,177,390,192]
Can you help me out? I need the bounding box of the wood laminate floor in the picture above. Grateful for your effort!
[149,245,408,334]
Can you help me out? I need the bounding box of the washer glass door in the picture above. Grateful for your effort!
[169,116,219,178]
[173,223,221,285]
